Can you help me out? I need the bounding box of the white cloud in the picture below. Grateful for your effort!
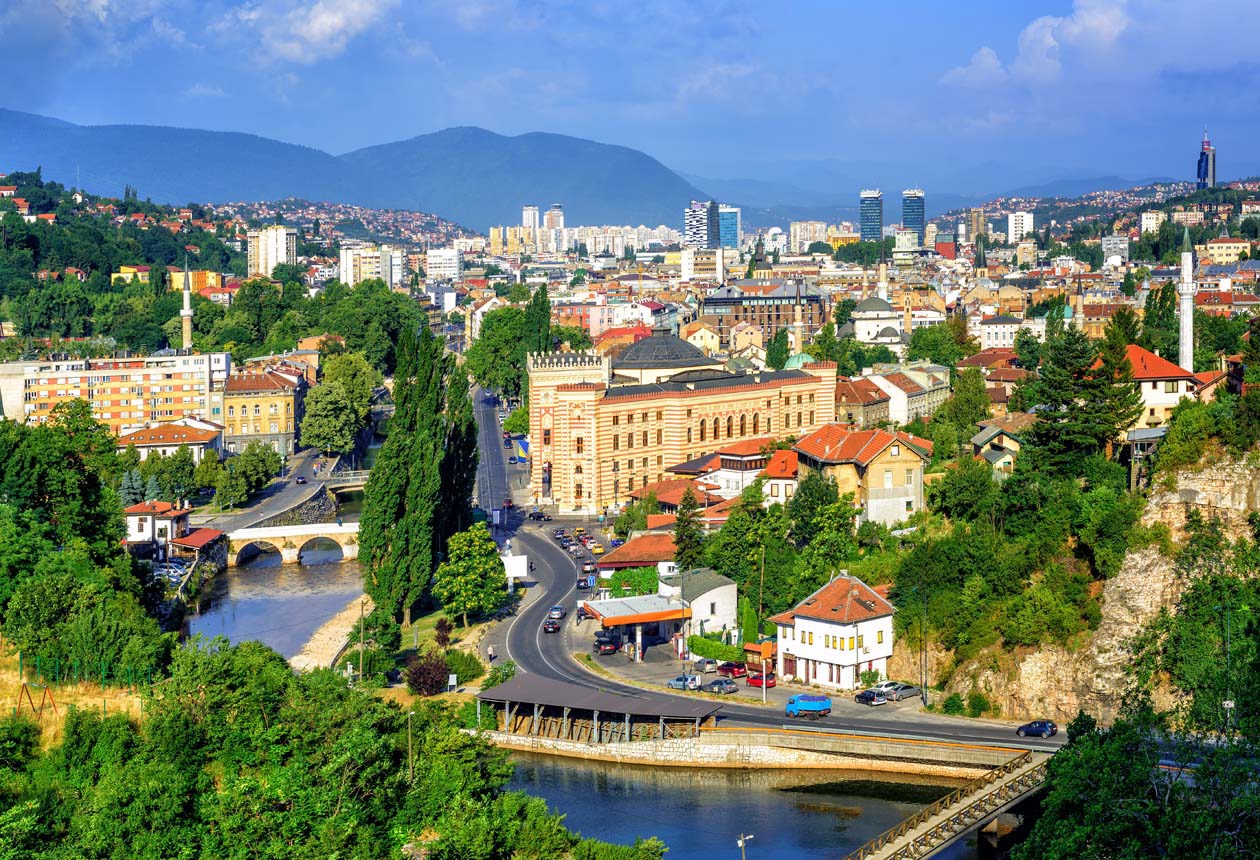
[941,47,1007,87]
[182,82,226,98]
[230,0,399,64]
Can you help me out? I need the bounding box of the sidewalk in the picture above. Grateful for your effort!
[479,574,545,666]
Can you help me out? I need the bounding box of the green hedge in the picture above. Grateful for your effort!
[686,635,744,663]
[445,649,485,683]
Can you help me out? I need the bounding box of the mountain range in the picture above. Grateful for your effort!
[0,108,1173,232]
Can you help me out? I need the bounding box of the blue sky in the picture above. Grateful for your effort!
[2,0,1258,188]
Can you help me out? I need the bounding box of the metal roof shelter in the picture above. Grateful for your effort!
[476,673,721,742]
[581,594,691,628]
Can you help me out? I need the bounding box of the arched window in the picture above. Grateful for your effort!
[713,417,720,439]
[574,465,583,474]
[740,415,747,436]
[726,416,733,438]
[753,413,760,434]
[699,422,706,441]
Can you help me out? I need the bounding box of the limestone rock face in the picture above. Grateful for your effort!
[1144,456,1260,541]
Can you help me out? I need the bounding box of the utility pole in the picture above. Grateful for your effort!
[737,833,754,859]
[358,599,366,683]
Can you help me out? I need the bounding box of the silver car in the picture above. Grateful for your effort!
[692,658,719,674]
[885,682,922,702]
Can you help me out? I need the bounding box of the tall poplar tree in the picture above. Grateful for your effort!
[673,488,705,572]
[439,361,479,554]
[519,284,551,405]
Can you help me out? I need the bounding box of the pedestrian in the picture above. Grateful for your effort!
[487,645,496,663]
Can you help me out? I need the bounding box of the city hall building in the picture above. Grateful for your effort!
[527,329,837,514]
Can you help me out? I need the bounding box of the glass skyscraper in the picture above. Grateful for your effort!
[902,189,925,245]
[859,190,883,243]
[1196,131,1216,190]
[718,205,741,249]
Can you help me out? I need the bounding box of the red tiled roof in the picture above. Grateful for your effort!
[629,478,723,508]
[119,424,219,446]
[760,449,799,479]
[1122,343,1196,381]
[986,385,1010,404]
[986,367,1030,383]
[597,533,677,569]
[1194,370,1227,387]
[769,575,894,626]
[957,348,1018,369]
[835,376,890,405]
[793,424,931,467]
[881,372,924,395]
[123,501,189,516]
[224,369,300,393]
[645,513,677,530]
[715,436,778,457]
[171,527,224,549]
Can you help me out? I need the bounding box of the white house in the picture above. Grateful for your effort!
[771,574,895,690]
[759,449,800,506]
[658,569,739,640]
[978,314,1022,351]
[118,421,222,464]
[1124,343,1198,429]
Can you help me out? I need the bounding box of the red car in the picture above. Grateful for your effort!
[747,672,776,688]
[503,498,514,509]
[716,662,748,678]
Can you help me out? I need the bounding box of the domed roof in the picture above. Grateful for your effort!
[877,326,901,339]
[854,296,894,314]
[784,352,816,369]
[613,330,715,370]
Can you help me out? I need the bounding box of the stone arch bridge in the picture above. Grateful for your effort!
[228,523,360,567]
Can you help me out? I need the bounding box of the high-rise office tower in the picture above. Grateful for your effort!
[859,190,883,243]
[522,205,540,230]
[717,205,742,249]
[684,200,721,248]
[1196,130,1216,190]
[901,189,925,245]
[966,208,986,242]
[544,204,564,230]
[246,225,297,277]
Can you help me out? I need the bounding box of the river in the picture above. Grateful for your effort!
[508,754,978,859]
[187,546,364,659]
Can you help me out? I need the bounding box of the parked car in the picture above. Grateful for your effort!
[553,528,567,539]
[542,619,561,633]
[592,640,620,655]
[573,527,587,536]
[701,678,739,695]
[885,682,922,702]
[528,511,551,521]
[547,605,567,620]
[504,439,512,448]
[692,658,719,674]
[1016,720,1058,738]
[786,694,832,719]
[594,629,620,643]
[294,476,307,484]
[747,672,776,688]
[854,690,888,706]
[568,544,584,557]
[610,538,625,548]
[716,662,748,678]
[666,675,701,691]
[869,680,901,694]
[508,456,519,464]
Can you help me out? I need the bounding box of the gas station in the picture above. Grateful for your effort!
[579,594,691,662]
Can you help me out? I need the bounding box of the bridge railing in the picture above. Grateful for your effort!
[840,750,1039,860]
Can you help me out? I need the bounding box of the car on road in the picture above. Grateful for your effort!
[504,439,512,448]
[1016,720,1058,738]
[592,640,620,655]
[591,544,605,555]
[885,682,922,702]
[716,662,748,678]
[692,658,719,674]
[573,527,586,536]
[568,545,584,557]
[701,678,739,695]
[529,511,552,521]
[542,619,561,634]
[747,672,776,688]
[547,605,567,620]
[503,498,514,509]
[786,694,832,719]
[576,576,592,590]
[552,529,567,539]
[294,476,307,484]
[610,538,624,548]
[854,689,888,706]
[666,675,701,691]
[508,456,518,464]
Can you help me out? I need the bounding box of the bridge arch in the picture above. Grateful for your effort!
[297,536,345,564]
[234,540,282,567]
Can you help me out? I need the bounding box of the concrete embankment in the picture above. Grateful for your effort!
[481,727,1015,779]
[289,595,372,672]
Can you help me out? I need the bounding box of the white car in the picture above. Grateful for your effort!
[868,680,901,695]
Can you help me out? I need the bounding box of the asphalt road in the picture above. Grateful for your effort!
[473,390,1066,754]
[192,447,330,531]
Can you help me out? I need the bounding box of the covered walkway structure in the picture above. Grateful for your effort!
[476,674,720,744]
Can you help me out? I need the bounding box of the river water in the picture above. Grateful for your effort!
[187,547,364,659]
[508,754,975,859]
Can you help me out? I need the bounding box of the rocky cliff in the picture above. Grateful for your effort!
[914,456,1260,724]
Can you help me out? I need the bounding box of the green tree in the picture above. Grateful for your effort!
[119,469,144,506]
[614,493,658,538]
[938,367,991,435]
[907,323,962,366]
[672,488,705,571]
[787,470,840,548]
[1106,305,1142,346]
[214,466,249,508]
[552,324,593,350]
[464,306,527,398]
[299,382,359,455]
[795,496,858,591]
[321,351,381,427]
[810,321,839,363]
[144,474,161,500]
[1026,325,1115,474]
[503,408,530,435]
[766,329,790,370]
[439,363,479,552]
[1013,326,1041,369]
[1141,280,1179,357]
[432,523,506,627]
[1097,320,1145,443]
[192,455,222,493]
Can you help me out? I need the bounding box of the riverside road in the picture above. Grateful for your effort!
[473,388,1066,754]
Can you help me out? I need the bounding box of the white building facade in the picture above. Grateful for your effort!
[771,575,895,690]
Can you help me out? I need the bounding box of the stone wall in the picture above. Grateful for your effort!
[257,486,337,528]
[1144,455,1260,542]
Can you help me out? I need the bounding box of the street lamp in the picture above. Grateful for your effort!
[737,833,754,860]
[1214,604,1234,736]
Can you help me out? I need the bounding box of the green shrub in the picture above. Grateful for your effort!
[337,646,395,682]
[482,659,516,690]
[942,692,965,715]
[966,690,991,718]
[609,566,658,597]
[686,635,744,663]
[860,669,881,688]
[445,649,485,684]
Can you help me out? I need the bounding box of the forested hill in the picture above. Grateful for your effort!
[0,110,706,230]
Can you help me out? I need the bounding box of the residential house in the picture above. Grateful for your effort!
[970,413,1036,477]
[628,478,724,511]
[771,574,895,690]
[834,376,891,428]
[978,314,1022,351]
[595,532,678,575]
[658,568,739,640]
[864,362,951,425]
[793,424,933,525]
[760,449,799,505]
[680,320,721,355]
[118,422,222,464]
[1123,344,1198,429]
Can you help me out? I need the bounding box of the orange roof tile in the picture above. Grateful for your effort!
[835,376,890,405]
[794,424,931,467]
[629,478,723,508]
[769,575,894,626]
[123,501,189,516]
[760,449,799,479]
[1122,344,1196,381]
[715,436,778,457]
[119,424,220,446]
[597,533,677,569]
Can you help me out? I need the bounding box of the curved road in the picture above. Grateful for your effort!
[475,388,1065,754]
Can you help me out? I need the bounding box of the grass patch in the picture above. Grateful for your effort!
[0,652,143,748]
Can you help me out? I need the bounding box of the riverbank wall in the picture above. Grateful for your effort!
[289,595,373,672]
[480,727,1013,779]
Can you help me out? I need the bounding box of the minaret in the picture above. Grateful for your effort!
[877,261,889,302]
[1178,227,1196,371]
[180,256,194,351]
